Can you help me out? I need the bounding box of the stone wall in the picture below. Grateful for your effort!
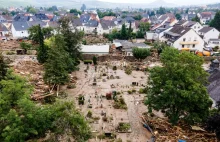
[82,54,137,62]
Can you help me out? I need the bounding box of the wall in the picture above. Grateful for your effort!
[82,54,137,62]
[173,29,205,51]
[11,24,29,38]
[204,29,220,43]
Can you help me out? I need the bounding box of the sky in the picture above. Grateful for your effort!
[98,0,220,5]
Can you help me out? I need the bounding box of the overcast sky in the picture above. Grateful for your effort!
[99,0,219,5]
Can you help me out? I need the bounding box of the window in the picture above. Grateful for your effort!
[193,44,195,48]
[182,45,184,48]
[183,38,186,41]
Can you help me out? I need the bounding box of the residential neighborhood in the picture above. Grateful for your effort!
[1,1,220,142]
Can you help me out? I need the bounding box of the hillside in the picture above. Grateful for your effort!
[0,0,177,8]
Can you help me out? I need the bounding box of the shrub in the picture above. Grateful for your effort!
[84,60,93,64]
[97,133,106,139]
[117,123,131,132]
[139,88,144,94]
[125,66,132,75]
[132,89,136,93]
[6,51,15,55]
[87,110,93,118]
[113,66,117,70]
[127,90,132,94]
[132,47,151,60]
[113,97,127,109]
[93,56,97,65]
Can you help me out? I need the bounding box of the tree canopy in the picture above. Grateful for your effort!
[192,15,200,23]
[132,47,151,60]
[0,62,91,142]
[175,13,182,20]
[145,47,212,125]
[210,11,220,31]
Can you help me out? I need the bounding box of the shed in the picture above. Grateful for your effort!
[81,45,109,55]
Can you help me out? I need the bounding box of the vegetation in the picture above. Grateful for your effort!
[93,56,97,65]
[175,13,182,20]
[36,25,48,64]
[125,66,132,75]
[69,8,82,14]
[97,9,116,18]
[43,35,70,95]
[0,54,8,81]
[132,47,151,60]
[113,66,117,70]
[20,42,32,54]
[84,60,93,64]
[58,17,84,72]
[28,25,53,44]
[136,22,150,38]
[210,11,220,31]
[145,47,212,125]
[26,6,37,14]
[0,60,91,142]
[157,7,166,15]
[113,97,127,109]
[133,14,142,20]
[192,15,200,23]
[117,123,131,132]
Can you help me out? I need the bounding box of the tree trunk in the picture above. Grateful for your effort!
[57,85,59,97]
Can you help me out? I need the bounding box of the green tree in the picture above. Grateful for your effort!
[58,17,83,71]
[145,47,212,125]
[37,25,48,64]
[93,56,97,65]
[210,11,220,31]
[0,53,8,81]
[120,24,127,40]
[132,47,151,60]
[20,42,31,54]
[44,35,70,95]
[133,14,142,20]
[26,6,37,14]
[157,7,166,14]
[175,13,182,20]
[28,26,53,44]
[128,22,132,39]
[192,15,200,23]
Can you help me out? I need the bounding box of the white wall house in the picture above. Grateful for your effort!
[11,22,29,38]
[164,26,205,51]
[0,23,9,37]
[198,27,220,43]
[208,39,220,48]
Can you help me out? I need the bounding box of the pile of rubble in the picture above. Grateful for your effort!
[83,35,109,45]
[0,40,21,50]
[12,60,49,100]
[143,114,217,142]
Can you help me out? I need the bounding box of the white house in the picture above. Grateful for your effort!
[164,25,205,51]
[199,12,212,25]
[11,21,29,38]
[198,27,220,43]
[183,21,203,33]
[81,45,109,55]
[207,39,220,48]
[0,23,9,38]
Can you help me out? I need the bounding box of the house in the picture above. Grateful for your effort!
[11,21,47,38]
[11,21,29,38]
[97,20,116,35]
[0,23,9,37]
[207,39,220,48]
[81,45,109,55]
[198,27,220,43]
[184,21,203,33]
[35,13,50,22]
[164,25,205,51]
[102,16,116,21]
[188,13,197,21]
[200,12,212,25]
[146,27,172,42]
[0,15,7,23]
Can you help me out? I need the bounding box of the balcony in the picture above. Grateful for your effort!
[179,41,199,45]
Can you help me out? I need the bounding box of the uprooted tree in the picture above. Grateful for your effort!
[145,47,212,125]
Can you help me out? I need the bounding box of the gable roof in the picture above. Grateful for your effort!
[201,12,212,18]
[0,23,8,31]
[168,25,191,36]
[47,21,59,28]
[198,27,214,33]
[102,16,116,21]
[12,21,29,31]
[72,18,82,26]
[27,21,46,27]
[184,21,197,27]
